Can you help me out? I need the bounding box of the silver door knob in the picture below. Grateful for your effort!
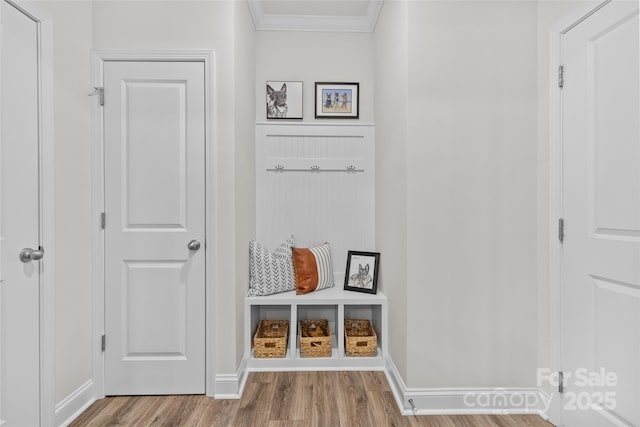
[187,239,201,251]
[19,247,44,263]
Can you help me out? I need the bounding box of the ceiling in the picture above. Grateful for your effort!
[248,0,384,32]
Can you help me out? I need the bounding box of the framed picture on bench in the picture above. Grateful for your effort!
[344,251,379,294]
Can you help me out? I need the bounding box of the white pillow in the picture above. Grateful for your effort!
[247,236,296,297]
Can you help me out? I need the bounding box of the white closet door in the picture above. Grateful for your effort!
[103,61,206,395]
[0,1,42,425]
[561,1,639,425]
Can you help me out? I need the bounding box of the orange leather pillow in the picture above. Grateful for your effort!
[292,248,318,294]
[292,243,335,295]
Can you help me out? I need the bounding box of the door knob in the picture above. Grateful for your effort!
[187,240,201,251]
[19,247,44,263]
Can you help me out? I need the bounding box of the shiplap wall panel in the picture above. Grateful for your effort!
[256,124,375,285]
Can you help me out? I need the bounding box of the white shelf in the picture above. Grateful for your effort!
[248,347,385,371]
[245,287,387,372]
[246,287,386,305]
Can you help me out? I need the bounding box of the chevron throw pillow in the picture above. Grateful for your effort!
[247,236,296,297]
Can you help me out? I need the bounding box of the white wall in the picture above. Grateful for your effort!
[373,0,540,389]
[406,0,539,388]
[373,0,408,381]
[233,0,257,368]
[34,0,94,403]
[255,31,374,123]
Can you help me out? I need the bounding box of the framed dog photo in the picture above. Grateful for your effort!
[315,82,359,119]
[266,81,303,119]
[344,251,380,294]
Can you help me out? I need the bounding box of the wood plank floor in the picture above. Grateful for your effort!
[71,371,554,427]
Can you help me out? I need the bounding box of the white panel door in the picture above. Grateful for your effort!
[561,1,639,426]
[104,61,206,395]
[0,1,42,425]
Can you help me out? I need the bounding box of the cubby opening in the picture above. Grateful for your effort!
[296,305,338,358]
[344,305,383,357]
[250,305,292,359]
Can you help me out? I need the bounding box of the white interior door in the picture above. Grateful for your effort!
[0,1,42,425]
[104,61,206,395]
[561,1,639,426]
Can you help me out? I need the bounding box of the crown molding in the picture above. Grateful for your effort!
[248,0,383,33]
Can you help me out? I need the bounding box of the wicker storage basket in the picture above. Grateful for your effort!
[253,320,289,358]
[345,319,377,357]
[299,319,332,358]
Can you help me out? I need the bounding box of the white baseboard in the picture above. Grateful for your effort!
[55,380,95,427]
[384,356,407,413]
[385,356,552,417]
[214,356,248,399]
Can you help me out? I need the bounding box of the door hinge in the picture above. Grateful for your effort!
[558,218,565,243]
[101,334,106,352]
[558,371,564,394]
[558,65,564,89]
[90,87,104,106]
[100,212,106,229]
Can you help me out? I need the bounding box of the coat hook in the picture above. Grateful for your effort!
[275,164,284,170]
[310,165,320,172]
[346,165,356,172]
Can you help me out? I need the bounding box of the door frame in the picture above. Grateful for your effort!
[548,1,615,425]
[90,49,217,398]
[0,0,55,424]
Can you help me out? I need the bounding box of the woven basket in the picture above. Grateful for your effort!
[253,319,288,358]
[345,319,377,357]
[299,319,332,358]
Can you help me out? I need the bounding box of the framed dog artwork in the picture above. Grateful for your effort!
[266,81,303,119]
[315,82,359,119]
[344,251,380,294]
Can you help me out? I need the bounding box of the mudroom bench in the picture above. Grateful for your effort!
[244,287,388,371]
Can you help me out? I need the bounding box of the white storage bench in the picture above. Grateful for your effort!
[244,287,388,371]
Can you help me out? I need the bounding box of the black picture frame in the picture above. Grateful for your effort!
[344,251,380,294]
[315,82,359,119]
